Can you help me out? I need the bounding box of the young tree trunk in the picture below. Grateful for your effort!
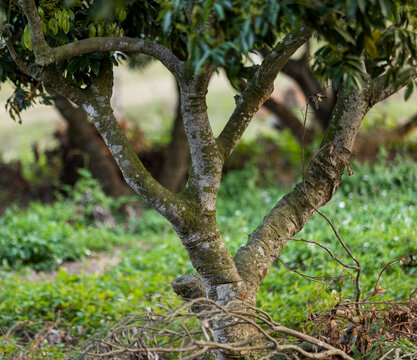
[53,94,132,197]
[158,88,189,192]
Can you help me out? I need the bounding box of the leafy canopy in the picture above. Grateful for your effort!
[0,0,416,120]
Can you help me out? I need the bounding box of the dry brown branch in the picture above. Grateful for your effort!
[81,298,354,360]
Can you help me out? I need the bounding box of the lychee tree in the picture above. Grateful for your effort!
[1,0,417,358]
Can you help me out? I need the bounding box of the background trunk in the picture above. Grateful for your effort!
[158,90,189,192]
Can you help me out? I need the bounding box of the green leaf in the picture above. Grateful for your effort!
[62,14,70,34]
[106,23,114,36]
[38,7,44,19]
[214,3,225,20]
[118,8,127,22]
[41,21,47,34]
[48,18,58,36]
[364,36,377,58]
[90,61,100,77]
[378,0,391,17]
[334,27,356,44]
[58,10,65,28]
[404,81,414,101]
[22,25,33,51]
[68,9,75,21]
[162,11,172,33]
[88,24,96,38]
[357,0,366,13]
[347,0,357,18]
[97,23,104,37]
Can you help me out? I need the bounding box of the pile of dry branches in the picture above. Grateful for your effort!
[79,296,417,360]
[81,298,357,360]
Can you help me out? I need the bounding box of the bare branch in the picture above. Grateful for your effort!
[18,0,184,77]
[217,26,313,159]
[3,36,32,77]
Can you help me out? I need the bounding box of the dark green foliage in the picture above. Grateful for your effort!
[0,169,134,270]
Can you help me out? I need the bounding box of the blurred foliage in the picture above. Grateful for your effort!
[0,169,135,271]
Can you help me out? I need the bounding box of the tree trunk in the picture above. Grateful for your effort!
[53,94,132,197]
[158,88,189,192]
[173,224,262,360]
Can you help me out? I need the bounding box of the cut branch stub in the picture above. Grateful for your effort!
[172,274,206,300]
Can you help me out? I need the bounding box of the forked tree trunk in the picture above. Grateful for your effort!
[27,23,398,359]
[174,81,375,360]
[53,94,133,197]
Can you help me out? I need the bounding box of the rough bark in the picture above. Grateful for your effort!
[53,94,132,197]
[158,88,189,192]
[234,81,375,299]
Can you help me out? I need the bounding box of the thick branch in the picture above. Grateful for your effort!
[179,66,223,211]
[234,80,375,294]
[37,63,190,226]
[53,93,133,197]
[18,0,50,55]
[18,0,183,77]
[217,27,313,159]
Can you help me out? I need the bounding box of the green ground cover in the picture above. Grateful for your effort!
[0,154,416,358]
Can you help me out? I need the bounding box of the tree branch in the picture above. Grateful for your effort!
[18,0,184,77]
[179,66,223,211]
[217,27,313,159]
[37,62,191,227]
[369,69,417,106]
[28,65,87,104]
[3,35,32,77]
[234,80,374,295]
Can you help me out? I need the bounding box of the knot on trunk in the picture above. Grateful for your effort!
[171,274,206,300]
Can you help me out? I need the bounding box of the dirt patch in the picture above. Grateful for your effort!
[22,252,122,282]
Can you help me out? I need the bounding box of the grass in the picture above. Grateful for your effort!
[1,153,417,358]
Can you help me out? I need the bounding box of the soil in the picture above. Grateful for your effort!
[21,251,122,282]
